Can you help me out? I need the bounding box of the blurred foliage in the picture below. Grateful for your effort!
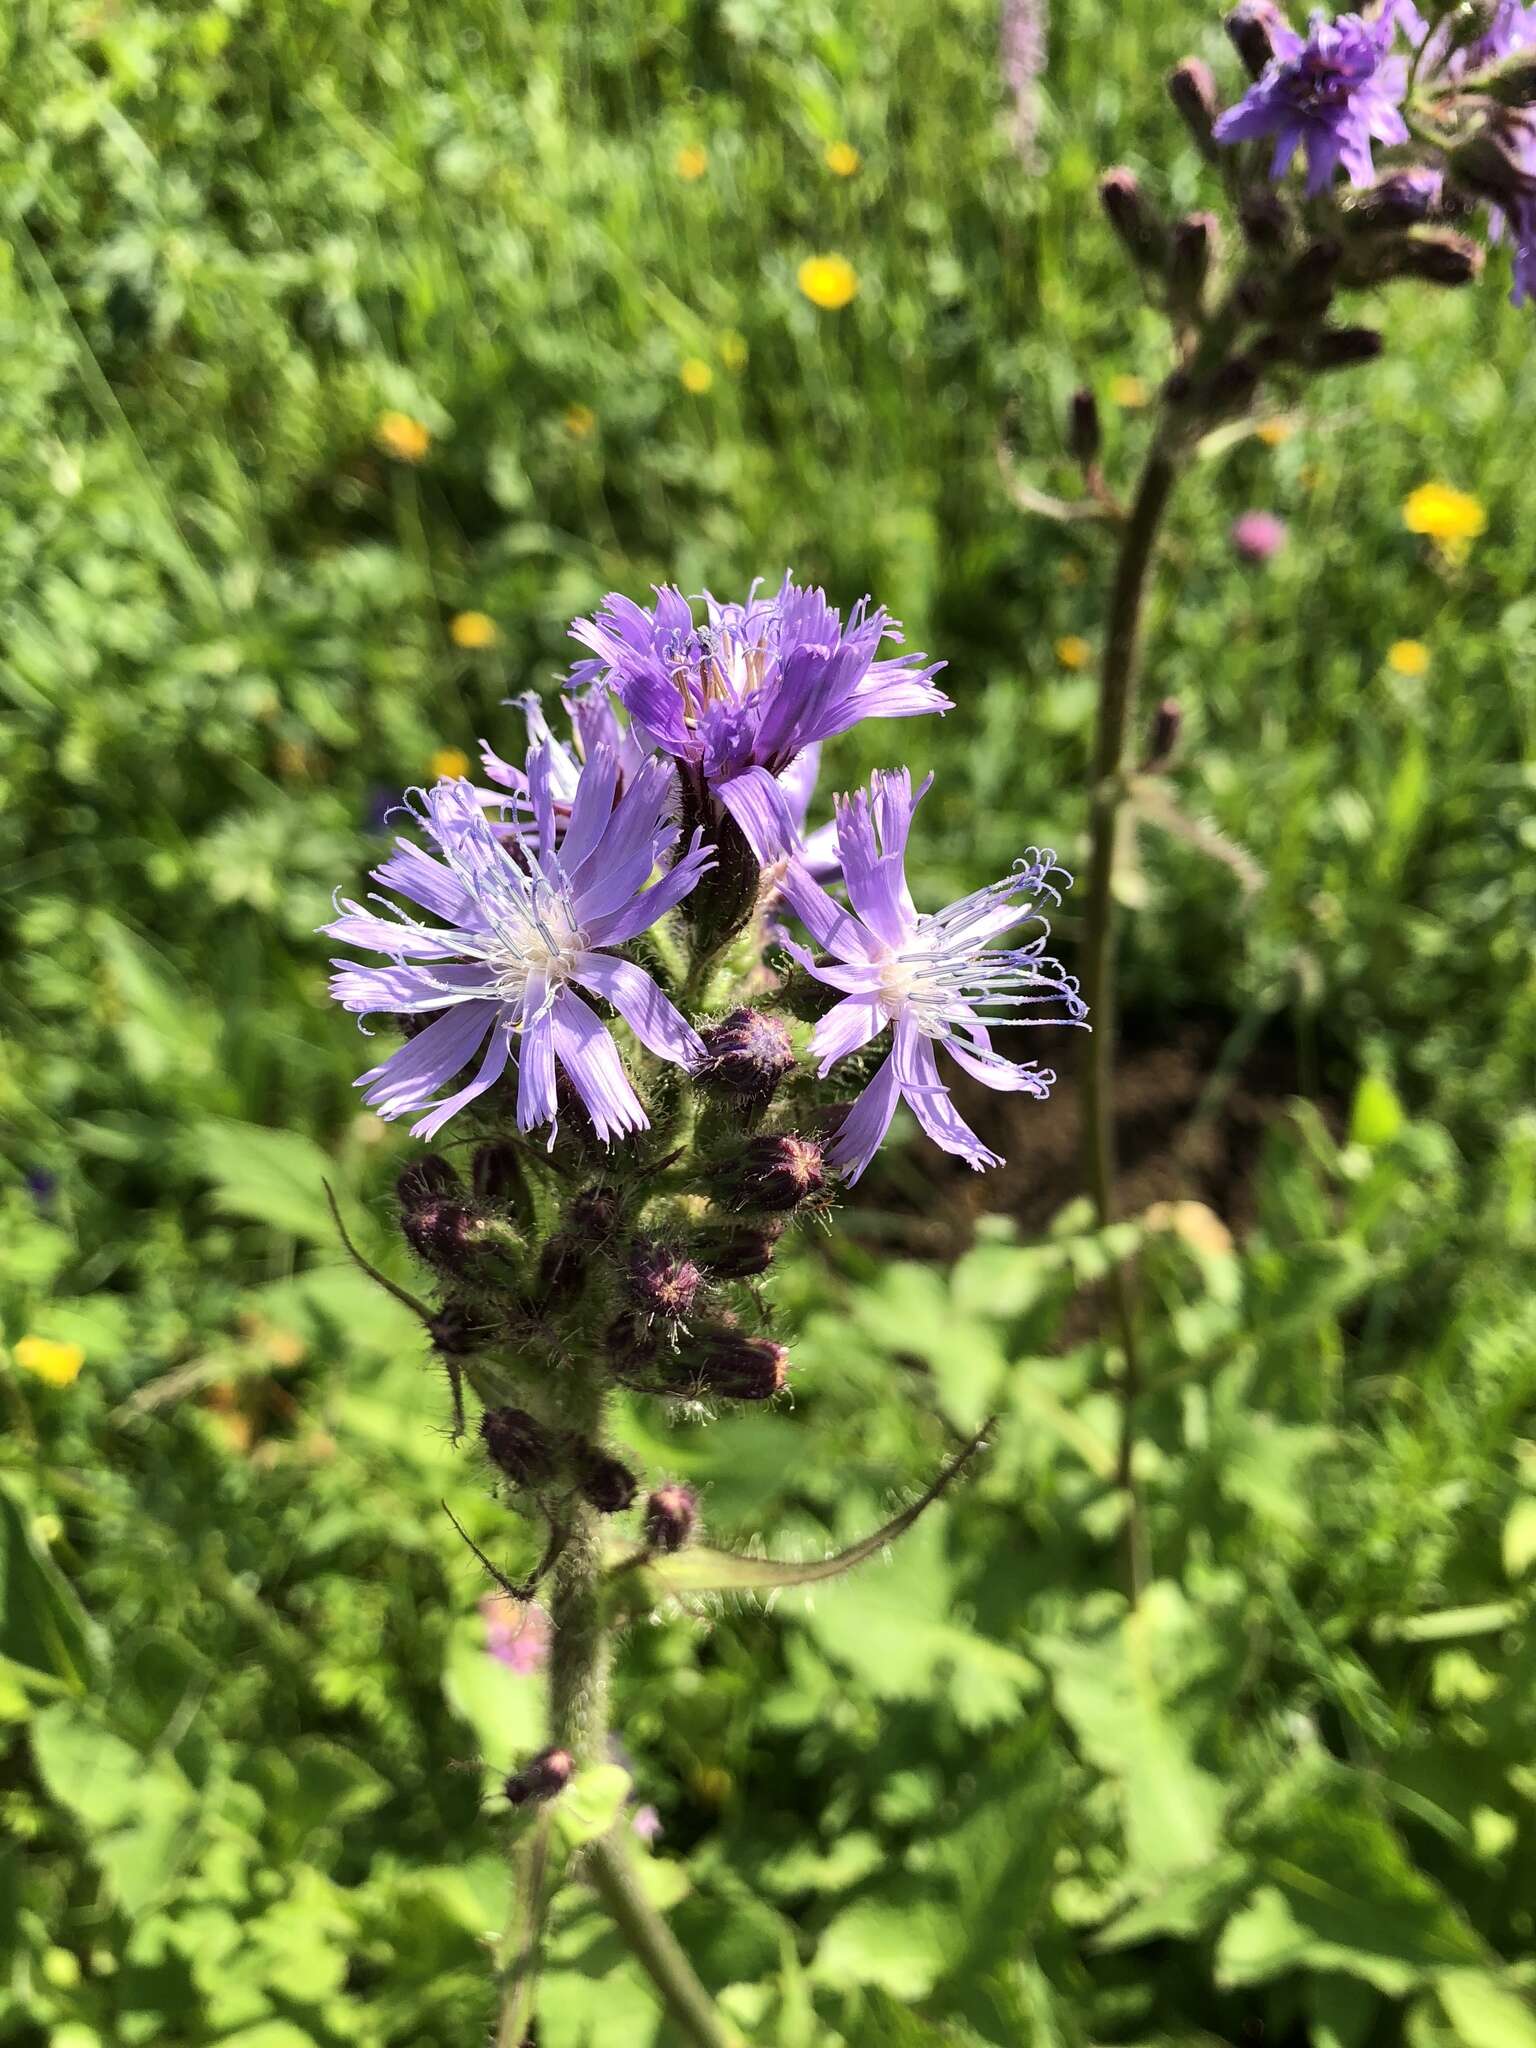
[3,0,1536,2041]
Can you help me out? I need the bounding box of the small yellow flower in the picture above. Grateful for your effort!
[797,254,859,310]
[1108,374,1149,409]
[430,747,471,780]
[1387,638,1431,678]
[679,357,714,394]
[719,329,749,372]
[450,611,499,650]
[14,1337,84,1388]
[675,144,708,182]
[563,403,597,440]
[1256,418,1296,448]
[825,141,861,177]
[1054,634,1092,671]
[375,410,431,463]
[1403,481,1486,546]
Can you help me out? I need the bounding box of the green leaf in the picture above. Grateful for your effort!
[1437,1970,1536,2048]
[1502,1499,1536,1579]
[1349,1072,1405,1150]
[811,1887,962,2001]
[188,1118,345,1243]
[553,1764,632,1849]
[32,1704,199,1915]
[0,1481,105,1692]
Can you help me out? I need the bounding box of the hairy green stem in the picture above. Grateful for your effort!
[587,1832,742,2048]
[1080,445,1179,1606]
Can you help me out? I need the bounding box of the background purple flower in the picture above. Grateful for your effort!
[1213,11,1409,194]
[569,576,950,859]
[777,771,1088,1182]
[325,750,711,1142]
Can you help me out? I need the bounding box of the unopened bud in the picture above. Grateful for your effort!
[1449,124,1536,211]
[693,1220,785,1278]
[1169,212,1217,321]
[1283,240,1341,320]
[401,1199,476,1270]
[504,1747,573,1806]
[397,1154,461,1213]
[1349,167,1444,230]
[1372,231,1483,287]
[1067,387,1101,468]
[429,1303,485,1356]
[1305,325,1385,371]
[472,1140,523,1206]
[696,1010,795,1103]
[629,1242,704,1319]
[536,1235,586,1307]
[669,1331,789,1402]
[480,1406,556,1486]
[570,1185,623,1238]
[644,1484,699,1554]
[1099,167,1168,274]
[1201,354,1261,421]
[1485,56,1536,108]
[723,1133,826,1212]
[1144,698,1183,771]
[1238,189,1290,251]
[573,1445,637,1513]
[1167,58,1220,161]
[1225,0,1288,78]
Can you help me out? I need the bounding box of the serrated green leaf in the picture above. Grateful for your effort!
[188,1118,344,1242]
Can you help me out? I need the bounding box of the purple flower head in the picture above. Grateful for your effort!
[325,750,712,1142]
[777,772,1089,1184]
[1213,11,1410,195]
[1232,509,1289,561]
[478,687,651,839]
[1412,0,1536,76]
[569,577,950,859]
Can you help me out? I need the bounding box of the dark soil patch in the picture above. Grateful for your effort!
[852,1007,1329,1260]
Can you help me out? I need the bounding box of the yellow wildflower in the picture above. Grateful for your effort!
[680,357,714,394]
[1256,418,1295,448]
[563,403,596,440]
[450,611,499,650]
[375,411,431,463]
[1054,635,1092,671]
[1387,638,1431,678]
[430,747,471,780]
[675,144,708,182]
[1108,374,1149,409]
[825,141,861,177]
[719,330,749,372]
[1403,481,1486,546]
[797,254,858,310]
[14,1337,84,1387]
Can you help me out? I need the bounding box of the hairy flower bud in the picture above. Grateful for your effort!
[573,1445,638,1513]
[1225,0,1288,78]
[1369,232,1483,288]
[696,1010,795,1104]
[722,1133,826,1212]
[1238,189,1290,251]
[1168,58,1220,161]
[1143,697,1183,772]
[401,1199,477,1271]
[1067,387,1101,468]
[1304,326,1385,372]
[1201,354,1261,422]
[1282,240,1341,321]
[536,1235,586,1308]
[628,1242,704,1320]
[397,1154,462,1213]
[429,1303,485,1356]
[1348,168,1444,231]
[504,1747,573,1806]
[481,1406,556,1486]
[668,1331,789,1402]
[570,1185,623,1238]
[1486,56,1536,108]
[1449,124,1536,211]
[693,1219,785,1278]
[644,1484,699,1554]
[1099,167,1169,274]
[471,1140,522,1205]
[1169,212,1217,321]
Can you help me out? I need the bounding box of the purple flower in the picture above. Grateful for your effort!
[569,577,950,860]
[478,687,651,836]
[777,772,1088,1183]
[325,749,712,1142]
[1411,0,1536,77]
[1232,509,1289,561]
[1213,11,1410,195]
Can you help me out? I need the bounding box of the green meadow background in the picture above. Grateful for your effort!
[5,0,1536,2042]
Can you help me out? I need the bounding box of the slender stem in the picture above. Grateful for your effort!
[587,1832,742,2048]
[1080,445,1179,1606]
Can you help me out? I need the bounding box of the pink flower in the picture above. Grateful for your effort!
[480,1595,551,1676]
[1231,510,1288,564]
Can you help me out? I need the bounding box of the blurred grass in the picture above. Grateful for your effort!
[3,1,1536,2044]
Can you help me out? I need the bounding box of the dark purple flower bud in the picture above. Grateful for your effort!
[1168,58,1221,161]
[696,1010,795,1103]
[1371,232,1483,287]
[429,1303,485,1356]
[1067,387,1101,468]
[693,1219,785,1278]
[1225,0,1288,79]
[1169,212,1217,321]
[1350,168,1444,230]
[1449,125,1536,210]
[570,1185,623,1238]
[644,1484,699,1554]
[1283,240,1342,320]
[573,1445,638,1513]
[1202,354,1261,420]
[629,1243,704,1319]
[481,1406,557,1486]
[1305,325,1385,371]
[1099,167,1169,274]
[397,1154,462,1213]
[536,1236,586,1307]
[1143,698,1183,772]
[1239,189,1291,250]
[724,1133,826,1213]
[669,1330,790,1402]
[1231,509,1288,563]
[401,1199,477,1270]
[471,1140,522,1205]
[504,1746,573,1806]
